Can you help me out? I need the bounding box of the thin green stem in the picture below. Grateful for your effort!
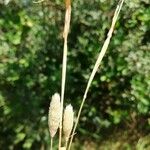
[68,0,125,149]
[50,138,53,150]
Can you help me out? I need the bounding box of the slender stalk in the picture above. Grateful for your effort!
[68,0,125,149]
[65,139,68,149]
[59,38,67,149]
[33,0,45,3]
[59,0,71,149]
[50,138,53,150]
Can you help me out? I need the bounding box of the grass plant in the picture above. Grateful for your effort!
[48,0,125,149]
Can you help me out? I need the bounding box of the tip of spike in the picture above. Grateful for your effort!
[66,104,73,109]
[65,0,71,8]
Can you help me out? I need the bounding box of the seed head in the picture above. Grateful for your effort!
[48,93,61,138]
[60,147,66,150]
[63,104,74,140]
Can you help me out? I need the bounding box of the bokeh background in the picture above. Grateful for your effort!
[0,0,150,149]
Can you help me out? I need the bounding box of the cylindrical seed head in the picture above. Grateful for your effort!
[60,147,66,150]
[48,93,61,138]
[63,104,74,140]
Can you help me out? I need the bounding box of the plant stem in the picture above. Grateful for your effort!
[68,0,125,149]
[65,139,68,149]
[59,39,67,149]
[33,0,45,3]
[50,138,53,150]
[59,1,71,149]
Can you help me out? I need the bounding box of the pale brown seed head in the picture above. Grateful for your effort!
[60,147,66,150]
[48,93,61,138]
[63,104,74,140]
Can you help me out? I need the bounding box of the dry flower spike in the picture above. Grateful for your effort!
[60,147,66,150]
[63,104,74,141]
[48,93,61,138]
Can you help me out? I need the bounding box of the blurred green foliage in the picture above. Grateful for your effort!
[0,0,150,149]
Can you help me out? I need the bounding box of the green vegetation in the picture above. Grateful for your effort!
[0,0,150,149]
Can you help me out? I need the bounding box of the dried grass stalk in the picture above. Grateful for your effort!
[48,93,61,138]
[68,0,125,149]
[59,0,71,148]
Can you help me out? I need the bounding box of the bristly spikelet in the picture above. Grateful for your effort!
[60,147,66,150]
[48,93,61,138]
[63,104,74,140]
